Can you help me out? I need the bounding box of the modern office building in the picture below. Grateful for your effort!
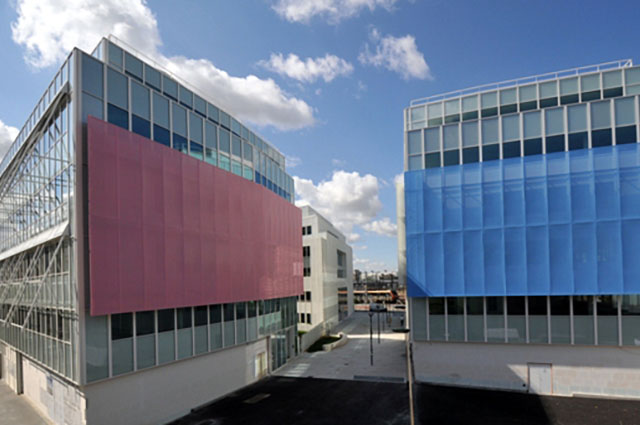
[401,60,640,398]
[0,36,302,425]
[297,206,353,343]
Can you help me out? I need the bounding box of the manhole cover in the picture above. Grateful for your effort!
[243,393,271,404]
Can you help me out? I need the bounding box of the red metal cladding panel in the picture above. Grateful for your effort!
[87,117,303,316]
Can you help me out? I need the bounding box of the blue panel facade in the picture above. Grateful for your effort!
[406,143,640,297]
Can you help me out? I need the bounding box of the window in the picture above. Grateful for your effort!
[573,296,594,345]
[462,147,479,164]
[145,65,161,90]
[153,92,169,128]
[107,68,128,110]
[615,97,637,145]
[444,99,460,123]
[560,77,579,105]
[408,130,422,155]
[499,88,517,114]
[306,314,311,324]
[305,291,311,301]
[602,70,623,98]
[447,298,464,341]
[337,250,346,278]
[482,144,500,161]
[482,118,499,145]
[466,297,484,342]
[131,81,150,120]
[107,104,128,130]
[108,42,123,68]
[596,296,618,345]
[124,52,143,81]
[302,246,310,256]
[111,313,133,340]
[539,81,558,108]
[429,298,445,341]
[462,121,478,147]
[219,127,230,153]
[172,103,187,137]
[502,115,520,142]
[425,127,440,152]
[519,85,537,111]
[443,150,459,166]
[408,156,422,170]
[425,152,441,168]
[443,124,459,150]
[506,297,525,343]
[427,102,443,126]
[82,54,103,98]
[179,86,193,108]
[621,295,640,346]
[163,76,178,100]
[136,311,155,369]
[243,141,253,161]
[581,74,600,101]
[462,95,478,120]
[303,267,311,277]
[306,225,311,234]
[157,309,175,364]
[486,297,504,343]
[481,92,498,117]
[528,296,548,344]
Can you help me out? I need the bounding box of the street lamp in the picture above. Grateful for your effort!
[368,309,374,366]
[393,327,415,425]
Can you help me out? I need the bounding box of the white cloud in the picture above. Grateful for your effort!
[286,155,302,168]
[0,121,19,160]
[294,170,383,238]
[347,233,361,243]
[353,244,368,250]
[259,53,353,83]
[331,158,347,167]
[273,0,400,24]
[354,257,390,272]
[11,0,314,130]
[362,217,397,237]
[359,28,431,80]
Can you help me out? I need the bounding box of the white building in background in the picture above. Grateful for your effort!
[298,206,354,335]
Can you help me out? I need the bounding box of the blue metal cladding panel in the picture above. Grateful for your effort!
[405,143,640,297]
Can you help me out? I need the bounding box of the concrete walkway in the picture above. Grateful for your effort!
[276,311,408,382]
[0,382,50,425]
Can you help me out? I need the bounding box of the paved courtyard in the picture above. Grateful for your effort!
[276,311,408,382]
[0,382,50,425]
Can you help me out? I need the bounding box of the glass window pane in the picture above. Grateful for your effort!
[539,81,557,99]
[462,95,478,112]
[136,311,155,336]
[408,155,422,170]
[82,93,103,123]
[189,112,203,144]
[560,77,578,95]
[219,128,230,153]
[507,297,525,343]
[427,102,442,118]
[550,296,570,344]
[603,70,622,89]
[145,65,161,90]
[519,85,537,102]
[545,108,564,135]
[82,54,103,98]
[152,92,169,128]
[502,115,520,141]
[523,111,541,139]
[124,52,143,81]
[625,68,640,86]
[429,298,445,341]
[131,81,150,120]
[243,141,253,161]
[481,91,497,108]
[621,295,640,346]
[443,124,459,150]
[219,154,230,171]
[615,97,636,126]
[163,76,178,100]
[425,152,440,168]
[568,104,587,133]
[232,134,242,156]
[85,315,108,381]
[107,68,128,110]
[172,103,187,136]
[447,298,465,342]
[528,296,548,344]
[410,106,424,123]
[425,127,440,152]
[205,122,217,150]
[486,297,504,343]
[500,88,517,105]
[591,101,611,129]
[466,297,484,342]
[411,298,426,341]
[179,86,193,108]
[581,74,600,92]
[596,296,618,346]
[445,99,459,115]
[208,103,219,123]
[408,130,422,154]
[482,118,499,144]
[108,42,123,68]
[573,296,594,345]
[462,121,478,147]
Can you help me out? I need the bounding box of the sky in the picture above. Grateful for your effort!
[0,0,639,272]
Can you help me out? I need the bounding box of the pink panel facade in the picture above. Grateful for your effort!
[87,117,303,316]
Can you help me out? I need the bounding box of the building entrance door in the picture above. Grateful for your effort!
[528,363,552,394]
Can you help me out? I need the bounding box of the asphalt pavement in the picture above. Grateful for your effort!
[170,376,640,425]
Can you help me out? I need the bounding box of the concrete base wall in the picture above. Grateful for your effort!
[300,323,325,352]
[22,358,86,425]
[82,338,268,425]
[413,341,640,398]
[1,342,86,425]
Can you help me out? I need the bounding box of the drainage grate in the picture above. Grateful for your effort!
[243,393,271,404]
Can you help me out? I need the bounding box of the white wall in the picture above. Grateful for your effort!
[413,341,640,398]
[82,338,268,425]
[0,343,18,392]
[22,358,86,425]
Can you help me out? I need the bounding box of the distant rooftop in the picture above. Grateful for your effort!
[409,59,633,107]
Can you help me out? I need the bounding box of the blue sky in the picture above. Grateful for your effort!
[0,0,638,272]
